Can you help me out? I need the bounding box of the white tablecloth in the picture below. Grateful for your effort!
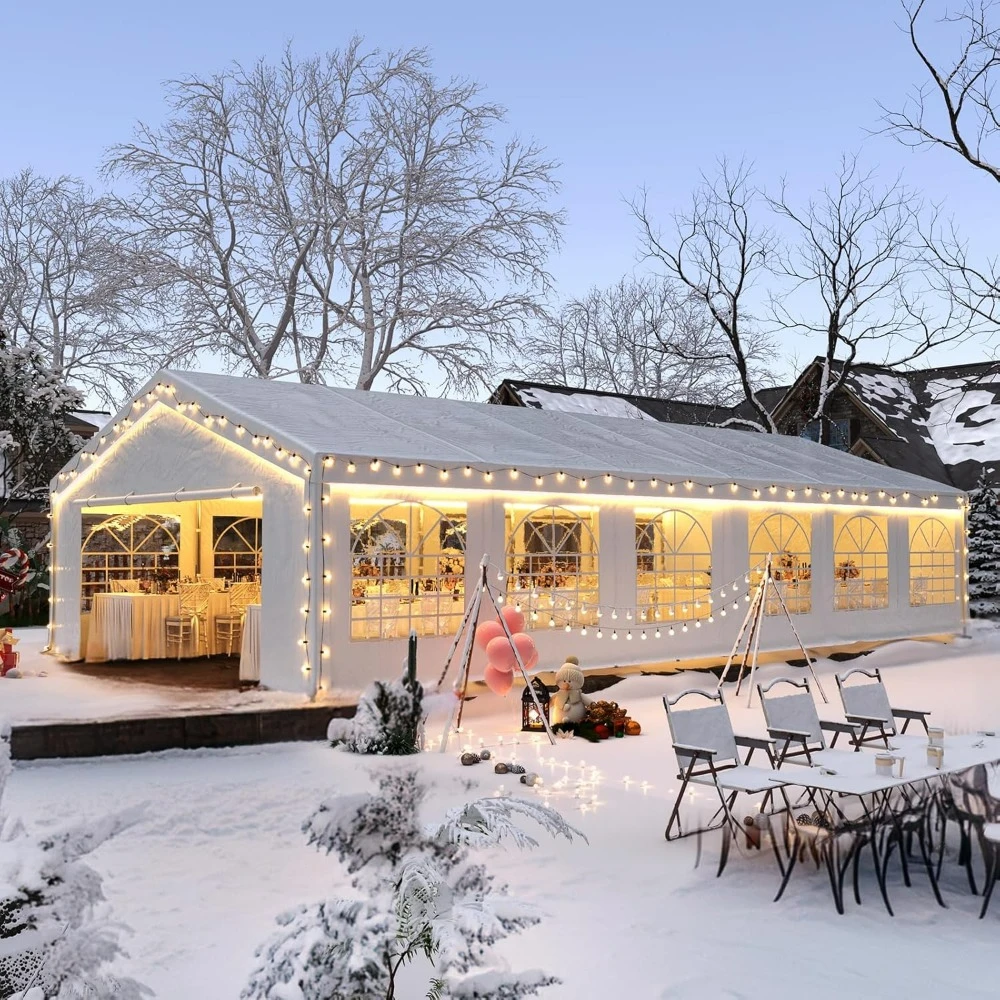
[239,604,261,682]
[85,592,234,662]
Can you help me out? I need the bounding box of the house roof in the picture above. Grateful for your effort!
[72,370,959,502]
[67,410,111,434]
[781,358,1000,491]
[488,378,790,428]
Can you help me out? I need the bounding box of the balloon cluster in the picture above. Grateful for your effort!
[475,606,538,696]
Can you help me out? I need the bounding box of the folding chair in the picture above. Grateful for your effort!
[758,677,861,766]
[663,688,784,845]
[835,667,931,750]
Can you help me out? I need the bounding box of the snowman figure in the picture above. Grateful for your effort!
[550,656,587,727]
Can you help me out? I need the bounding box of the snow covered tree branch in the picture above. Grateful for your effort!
[631,159,780,431]
[106,40,562,395]
[0,332,83,512]
[516,275,771,403]
[0,170,169,406]
[244,768,583,1000]
[0,729,149,999]
[766,154,969,443]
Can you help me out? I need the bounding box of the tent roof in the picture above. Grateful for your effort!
[160,371,962,498]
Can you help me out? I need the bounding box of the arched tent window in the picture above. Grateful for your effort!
[834,514,889,611]
[505,505,598,629]
[81,514,180,606]
[350,501,466,640]
[212,516,262,581]
[909,517,957,606]
[749,511,812,614]
[635,509,712,622]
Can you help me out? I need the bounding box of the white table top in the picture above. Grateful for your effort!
[768,733,1000,796]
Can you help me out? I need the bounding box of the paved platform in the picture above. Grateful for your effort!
[11,702,356,760]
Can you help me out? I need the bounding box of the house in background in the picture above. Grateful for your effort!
[490,360,1000,491]
[770,359,1000,491]
[3,409,109,549]
[488,378,790,428]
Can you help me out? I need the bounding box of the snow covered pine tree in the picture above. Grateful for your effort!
[0,730,149,999]
[244,768,583,999]
[327,635,424,755]
[968,471,1000,617]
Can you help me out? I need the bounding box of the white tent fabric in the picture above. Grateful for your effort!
[48,371,967,699]
[160,371,963,496]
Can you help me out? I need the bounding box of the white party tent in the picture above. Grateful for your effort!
[48,371,968,696]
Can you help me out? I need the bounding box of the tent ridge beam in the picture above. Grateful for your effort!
[73,485,262,507]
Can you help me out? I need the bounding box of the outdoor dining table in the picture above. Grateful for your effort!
[767,732,1000,913]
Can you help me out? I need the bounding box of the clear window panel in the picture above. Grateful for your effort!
[635,510,712,623]
[749,511,813,615]
[350,503,466,640]
[909,517,957,606]
[505,506,598,629]
[80,514,181,608]
[834,514,889,611]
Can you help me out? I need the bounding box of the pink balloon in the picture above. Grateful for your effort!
[511,632,538,670]
[486,635,517,671]
[484,661,515,696]
[498,605,526,635]
[475,619,506,651]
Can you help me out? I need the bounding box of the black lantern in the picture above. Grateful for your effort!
[521,677,550,732]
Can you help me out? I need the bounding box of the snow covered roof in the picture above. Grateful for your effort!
[839,361,1000,490]
[131,370,961,499]
[489,378,790,428]
[68,410,111,434]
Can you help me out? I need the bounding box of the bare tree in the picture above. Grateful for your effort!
[767,154,967,443]
[106,40,562,394]
[0,170,165,405]
[881,0,1000,334]
[518,275,767,403]
[631,159,779,430]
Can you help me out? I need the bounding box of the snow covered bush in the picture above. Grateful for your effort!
[244,768,583,999]
[968,471,1000,618]
[327,655,424,755]
[0,730,149,999]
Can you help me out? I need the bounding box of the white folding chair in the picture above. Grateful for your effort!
[663,688,785,843]
[835,666,931,750]
[165,583,211,659]
[758,676,861,766]
[214,581,257,656]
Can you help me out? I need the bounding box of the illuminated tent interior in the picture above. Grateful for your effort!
[48,371,968,697]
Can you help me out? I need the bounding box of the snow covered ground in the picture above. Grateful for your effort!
[0,629,342,723]
[6,622,1000,998]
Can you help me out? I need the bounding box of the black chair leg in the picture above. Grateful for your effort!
[980,857,997,919]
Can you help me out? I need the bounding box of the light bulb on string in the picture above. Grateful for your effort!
[654,629,661,638]
[626,631,633,640]
[612,631,618,641]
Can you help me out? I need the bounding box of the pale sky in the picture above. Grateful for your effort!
[4,0,997,385]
